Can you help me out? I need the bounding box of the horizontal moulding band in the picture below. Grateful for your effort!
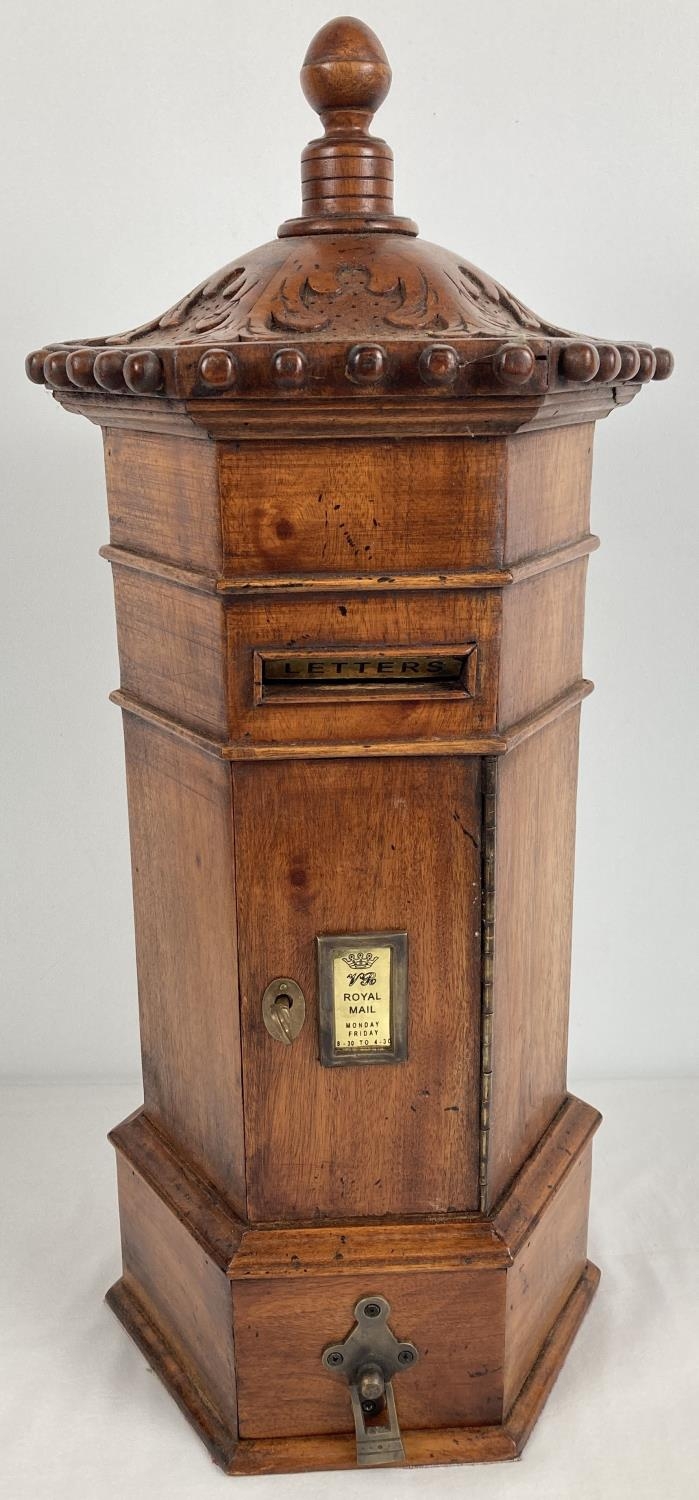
[108,678,594,762]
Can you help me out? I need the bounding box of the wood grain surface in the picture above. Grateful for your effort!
[502,1146,593,1413]
[115,1155,238,1433]
[498,558,588,727]
[104,429,221,571]
[219,437,505,574]
[233,755,482,1221]
[503,424,594,562]
[486,712,582,1206]
[233,1266,506,1437]
[122,717,246,1213]
[113,567,228,738]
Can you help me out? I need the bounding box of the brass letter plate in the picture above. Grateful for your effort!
[316,932,408,1067]
[256,646,476,703]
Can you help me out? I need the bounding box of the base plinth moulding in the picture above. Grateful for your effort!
[105,1093,600,1475]
[107,1262,600,1475]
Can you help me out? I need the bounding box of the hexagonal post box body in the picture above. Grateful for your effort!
[26,17,672,1475]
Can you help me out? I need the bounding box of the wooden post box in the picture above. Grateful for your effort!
[26,17,673,1476]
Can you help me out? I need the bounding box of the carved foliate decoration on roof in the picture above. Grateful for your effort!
[26,16,672,413]
[74,239,568,349]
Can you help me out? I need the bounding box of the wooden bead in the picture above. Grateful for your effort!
[25,349,48,384]
[123,351,164,395]
[66,349,97,389]
[494,344,535,386]
[272,348,307,389]
[616,344,641,381]
[418,345,459,387]
[594,345,622,382]
[635,347,657,383]
[560,342,600,383]
[198,349,237,390]
[346,344,386,384]
[301,19,391,124]
[43,351,71,388]
[94,350,127,392]
[652,347,674,380]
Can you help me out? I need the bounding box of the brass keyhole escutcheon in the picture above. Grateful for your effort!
[262,978,306,1045]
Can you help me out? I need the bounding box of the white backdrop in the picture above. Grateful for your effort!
[2,0,697,1080]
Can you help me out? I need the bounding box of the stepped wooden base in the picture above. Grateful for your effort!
[107,1262,600,1474]
[106,1094,601,1475]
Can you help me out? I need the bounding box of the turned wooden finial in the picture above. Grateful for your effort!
[278,17,418,237]
[300,15,391,126]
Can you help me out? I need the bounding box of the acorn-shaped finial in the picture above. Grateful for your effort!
[278,16,417,237]
[301,16,392,129]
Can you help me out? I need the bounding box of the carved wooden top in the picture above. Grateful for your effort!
[26,17,673,419]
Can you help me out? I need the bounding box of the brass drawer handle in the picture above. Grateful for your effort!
[322,1295,419,1467]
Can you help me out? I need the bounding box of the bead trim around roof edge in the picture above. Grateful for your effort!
[25,17,673,402]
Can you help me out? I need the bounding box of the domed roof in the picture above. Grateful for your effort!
[26,17,672,429]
